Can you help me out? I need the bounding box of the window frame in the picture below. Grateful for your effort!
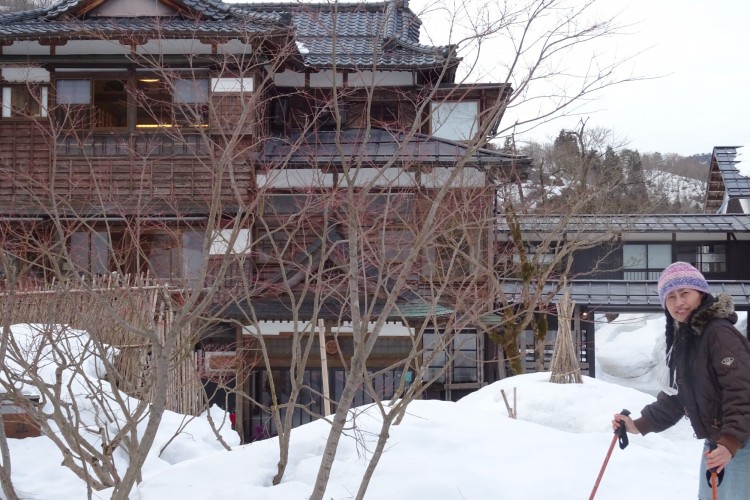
[675,243,728,276]
[1,84,49,119]
[622,243,672,280]
[54,74,211,131]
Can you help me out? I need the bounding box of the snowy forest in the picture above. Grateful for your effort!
[515,123,709,215]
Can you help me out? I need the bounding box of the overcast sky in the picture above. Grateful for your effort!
[229,0,748,156]
[409,0,750,155]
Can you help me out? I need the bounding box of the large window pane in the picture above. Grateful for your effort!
[623,243,672,280]
[210,228,251,255]
[647,244,671,268]
[136,78,171,128]
[211,77,253,93]
[174,79,209,103]
[453,330,478,383]
[146,233,180,279]
[431,101,478,141]
[56,80,91,104]
[93,79,127,128]
[183,231,206,286]
[623,244,645,269]
[70,231,111,275]
[175,79,209,127]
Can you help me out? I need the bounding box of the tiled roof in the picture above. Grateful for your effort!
[0,0,240,21]
[704,146,750,213]
[496,213,750,234]
[260,128,531,169]
[1,0,454,70]
[0,0,286,37]
[500,280,750,311]
[239,2,454,69]
[0,18,284,37]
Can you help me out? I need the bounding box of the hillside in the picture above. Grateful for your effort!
[517,144,710,214]
[645,169,705,212]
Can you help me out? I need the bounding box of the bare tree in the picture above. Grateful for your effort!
[0,1,654,499]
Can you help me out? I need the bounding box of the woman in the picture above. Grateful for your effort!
[613,261,750,499]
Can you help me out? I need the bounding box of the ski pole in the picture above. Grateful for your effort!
[705,442,724,500]
[712,472,718,500]
[589,409,630,500]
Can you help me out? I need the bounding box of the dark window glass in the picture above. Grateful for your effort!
[676,244,727,274]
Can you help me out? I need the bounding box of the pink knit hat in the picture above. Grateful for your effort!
[657,261,711,306]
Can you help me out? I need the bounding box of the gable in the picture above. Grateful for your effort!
[87,0,179,17]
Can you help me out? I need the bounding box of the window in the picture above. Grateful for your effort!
[1,85,48,118]
[69,231,111,275]
[676,244,727,275]
[55,76,210,130]
[430,101,479,141]
[174,78,209,127]
[210,228,252,255]
[262,194,312,215]
[56,79,91,105]
[622,243,671,280]
[362,193,414,216]
[423,329,478,384]
[94,79,128,128]
[143,232,205,285]
[381,229,415,264]
[135,77,209,129]
[0,226,55,282]
[211,77,253,94]
[67,229,205,285]
[512,242,561,267]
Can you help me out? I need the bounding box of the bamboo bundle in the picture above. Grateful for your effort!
[549,287,583,384]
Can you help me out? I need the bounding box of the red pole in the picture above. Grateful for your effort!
[589,433,619,500]
[711,472,718,500]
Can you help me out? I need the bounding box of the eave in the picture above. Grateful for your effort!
[0,53,261,68]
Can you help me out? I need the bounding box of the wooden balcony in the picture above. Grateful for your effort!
[0,121,253,215]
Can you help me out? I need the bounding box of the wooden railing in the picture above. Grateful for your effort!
[0,122,253,215]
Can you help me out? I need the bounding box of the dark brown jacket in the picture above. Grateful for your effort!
[633,294,750,456]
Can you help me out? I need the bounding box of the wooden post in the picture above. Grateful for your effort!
[235,324,246,442]
[318,319,331,417]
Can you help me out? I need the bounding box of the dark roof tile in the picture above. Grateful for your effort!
[496,213,750,233]
[500,280,750,311]
[261,128,530,169]
[1,1,453,70]
[0,18,282,37]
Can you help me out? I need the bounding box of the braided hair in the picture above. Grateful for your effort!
[664,308,676,387]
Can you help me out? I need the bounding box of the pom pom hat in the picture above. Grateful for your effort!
[657,261,711,307]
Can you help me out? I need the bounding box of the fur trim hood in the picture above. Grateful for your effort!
[688,293,738,336]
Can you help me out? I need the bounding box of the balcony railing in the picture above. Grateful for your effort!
[56,132,210,157]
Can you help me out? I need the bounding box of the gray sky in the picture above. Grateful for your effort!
[410,0,750,156]
[230,0,748,156]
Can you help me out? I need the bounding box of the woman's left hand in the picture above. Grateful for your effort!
[705,443,732,473]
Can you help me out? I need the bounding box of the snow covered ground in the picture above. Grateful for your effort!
[3,310,748,500]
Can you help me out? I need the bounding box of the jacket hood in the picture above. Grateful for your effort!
[689,293,737,335]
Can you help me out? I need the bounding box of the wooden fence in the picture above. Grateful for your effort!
[0,274,204,415]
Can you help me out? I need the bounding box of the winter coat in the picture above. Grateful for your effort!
[633,293,750,456]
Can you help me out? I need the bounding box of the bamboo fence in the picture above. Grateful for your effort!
[0,274,204,415]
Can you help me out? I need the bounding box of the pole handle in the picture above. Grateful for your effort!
[705,441,724,488]
[615,409,630,449]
